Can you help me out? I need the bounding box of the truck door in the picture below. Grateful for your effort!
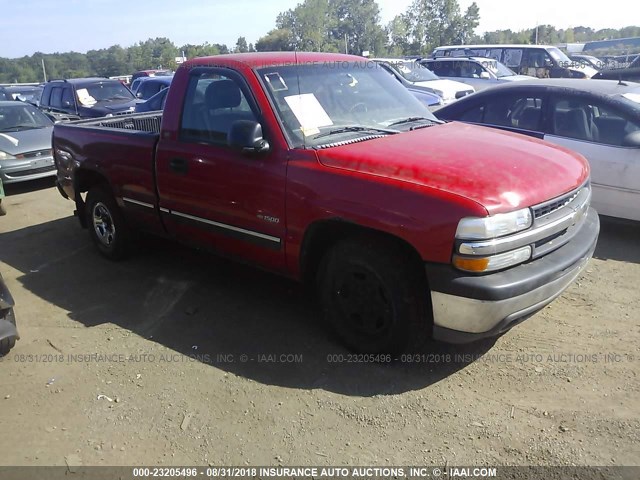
[155,68,288,273]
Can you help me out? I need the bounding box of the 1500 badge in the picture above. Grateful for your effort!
[257,214,280,224]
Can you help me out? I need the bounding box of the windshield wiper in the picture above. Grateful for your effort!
[387,116,440,127]
[313,125,399,140]
[0,124,40,131]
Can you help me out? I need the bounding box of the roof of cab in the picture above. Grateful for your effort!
[183,52,371,69]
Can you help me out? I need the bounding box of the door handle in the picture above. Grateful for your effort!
[169,157,189,174]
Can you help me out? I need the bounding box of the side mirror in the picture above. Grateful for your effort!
[479,71,491,80]
[136,92,144,99]
[228,120,270,154]
[622,130,640,148]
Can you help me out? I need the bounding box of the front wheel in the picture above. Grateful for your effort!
[85,186,131,260]
[318,237,430,353]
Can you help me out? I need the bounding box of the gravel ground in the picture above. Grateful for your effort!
[0,178,638,468]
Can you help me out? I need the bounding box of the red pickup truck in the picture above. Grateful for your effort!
[54,52,599,353]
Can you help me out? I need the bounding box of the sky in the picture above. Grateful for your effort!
[0,0,636,58]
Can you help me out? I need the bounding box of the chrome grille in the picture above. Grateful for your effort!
[533,190,579,218]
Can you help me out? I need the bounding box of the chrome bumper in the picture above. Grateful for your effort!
[429,207,599,343]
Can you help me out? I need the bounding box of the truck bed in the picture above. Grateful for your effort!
[53,112,163,224]
[65,112,163,134]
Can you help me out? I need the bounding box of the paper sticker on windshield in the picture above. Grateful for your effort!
[622,93,640,104]
[284,94,333,131]
[264,73,288,92]
[76,88,97,107]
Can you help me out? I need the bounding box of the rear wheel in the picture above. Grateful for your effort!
[85,186,131,260]
[318,237,429,353]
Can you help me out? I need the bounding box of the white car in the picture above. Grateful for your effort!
[435,79,640,221]
[421,57,536,91]
[372,58,474,105]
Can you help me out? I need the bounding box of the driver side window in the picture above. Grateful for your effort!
[180,72,257,145]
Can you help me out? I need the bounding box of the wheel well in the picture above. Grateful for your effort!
[74,169,111,228]
[300,220,427,288]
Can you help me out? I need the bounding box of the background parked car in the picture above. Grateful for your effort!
[39,78,139,120]
[433,44,598,79]
[130,69,173,84]
[372,58,474,105]
[3,85,44,106]
[130,76,173,100]
[134,87,169,113]
[434,79,640,221]
[569,54,606,70]
[593,56,640,83]
[0,101,56,184]
[420,57,534,91]
[0,88,11,101]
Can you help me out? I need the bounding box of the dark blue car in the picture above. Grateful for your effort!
[130,76,173,100]
[135,87,169,113]
[39,78,139,119]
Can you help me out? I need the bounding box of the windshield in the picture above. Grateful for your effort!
[76,82,134,106]
[0,103,52,131]
[492,60,517,77]
[258,61,438,148]
[7,87,43,104]
[390,61,439,82]
[547,47,572,64]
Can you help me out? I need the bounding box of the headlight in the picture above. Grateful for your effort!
[0,151,17,161]
[455,208,532,240]
[453,208,533,273]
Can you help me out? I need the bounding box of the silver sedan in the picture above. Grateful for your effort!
[0,101,55,184]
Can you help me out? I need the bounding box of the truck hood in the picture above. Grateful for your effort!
[315,122,589,215]
[79,99,139,116]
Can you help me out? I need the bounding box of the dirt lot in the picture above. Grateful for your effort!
[0,178,639,468]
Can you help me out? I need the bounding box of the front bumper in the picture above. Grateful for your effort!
[0,155,56,184]
[427,208,600,343]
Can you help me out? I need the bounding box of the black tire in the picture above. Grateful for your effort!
[0,336,15,356]
[318,236,430,353]
[85,185,131,260]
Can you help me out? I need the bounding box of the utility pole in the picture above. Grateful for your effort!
[41,58,47,82]
[345,33,348,54]
[535,21,539,45]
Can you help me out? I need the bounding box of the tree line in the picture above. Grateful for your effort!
[1,0,639,83]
